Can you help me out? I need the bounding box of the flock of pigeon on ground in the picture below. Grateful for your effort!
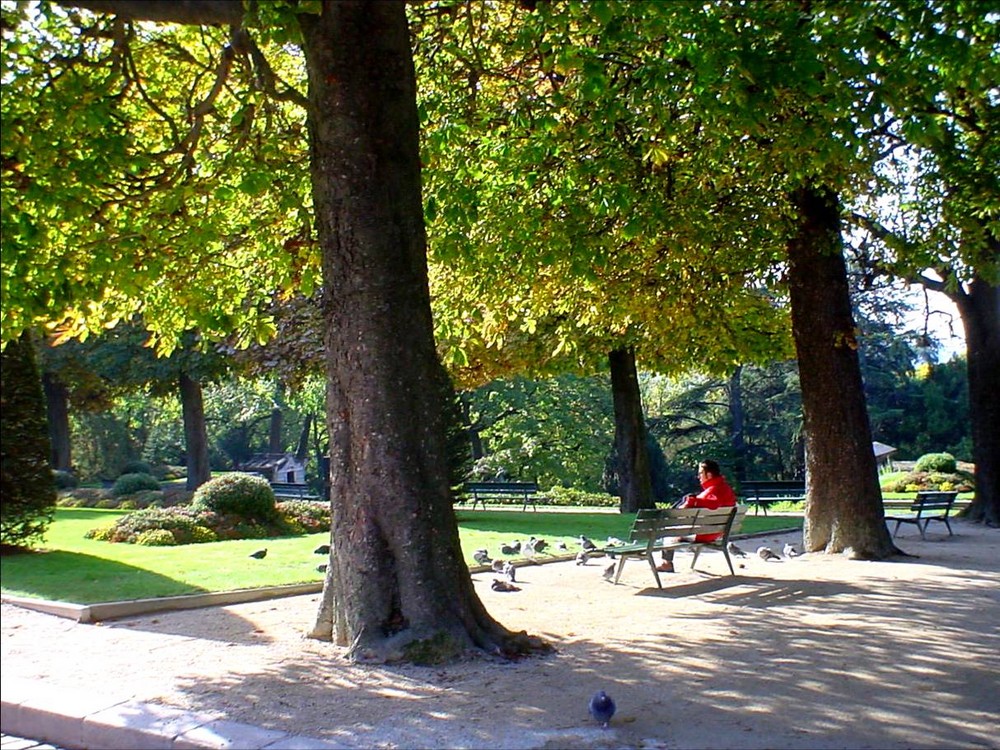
[245,535,800,729]
[246,537,803,587]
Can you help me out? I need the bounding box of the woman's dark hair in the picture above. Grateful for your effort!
[700,459,722,477]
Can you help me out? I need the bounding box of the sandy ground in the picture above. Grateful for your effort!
[2,521,998,750]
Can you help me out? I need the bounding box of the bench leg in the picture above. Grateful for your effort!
[943,517,954,536]
[615,556,632,586]
[642,555,662,589]
[722,547,736,576]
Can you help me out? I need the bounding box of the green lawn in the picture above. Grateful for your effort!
[0,508,800,605]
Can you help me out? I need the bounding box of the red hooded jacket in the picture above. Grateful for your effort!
[680,474,737,542]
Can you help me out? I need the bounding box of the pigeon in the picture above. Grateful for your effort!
[500,541,521,555]
[503,561,516,582]
[316,563,328,573]
[589,690,616,728]
[727,541,749,558]
[249,548,267,559]
[606,536,624,547]
[473,549,492,565]
[314,544,331,555]
[530,536,548,554]
[602,563,616,581]
[491,579,521,592]
[576,550,590,566]
[579,535,597,551]
[555,541,569,551]
[783,543,802,558]
[757,545,782,562]
[491,558,506,573]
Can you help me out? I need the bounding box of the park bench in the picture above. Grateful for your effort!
[739,480,806,515]
[884,490,958,540]
[602,505,747,588]
[270,482,321,502]
[461,481,540,511]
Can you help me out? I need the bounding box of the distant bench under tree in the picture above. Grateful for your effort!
[461,481,540,511]
[739,480,806,515]
[270,482,321,502]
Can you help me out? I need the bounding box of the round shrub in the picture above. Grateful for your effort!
[277,500,331,533]
[191,526,218,543]
[120,460,153,477]
[136,528,177,546]
[915,452,957,474]
[92,507,209,544]
[112,472,160,497]
[192,473,277,521]
[53,470,79,490]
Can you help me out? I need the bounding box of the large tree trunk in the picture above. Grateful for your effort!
[787,185,899,558]
[727,366,747,484]
[608,347,655,513]
[42,372,72,472]
[951,273,1000,526]
[268,407,284,454]
[299,1,545,661]
[179,373,211,491]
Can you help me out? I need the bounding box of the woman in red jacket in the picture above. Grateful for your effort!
[657,459,736,573]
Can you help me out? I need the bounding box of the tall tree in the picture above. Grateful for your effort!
[608,347,654,512]
[846,0,999,525]
[19,0,545,660]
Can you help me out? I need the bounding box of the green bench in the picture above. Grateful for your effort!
[461,481,540,511]
[602,505,747,588]
[270,482,321,502]
[885,490,958,540]
[739,480,806,515]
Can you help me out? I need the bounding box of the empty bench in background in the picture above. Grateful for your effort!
[461,481,540,511]
[270,482,321,502]
[884,490,958,540]
[602,505,747,588]
[739,480,806,516]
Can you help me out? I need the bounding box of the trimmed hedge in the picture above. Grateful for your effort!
[192,473,277,521]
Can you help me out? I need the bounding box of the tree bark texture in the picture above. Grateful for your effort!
[608,347,655,513]
[179,373,211,491]
[268,407,284,454]
[299,1,543,661]
[953,273,1000,526]
[786,185,898,558]
[42,372,72,472]
[727,366,747,483]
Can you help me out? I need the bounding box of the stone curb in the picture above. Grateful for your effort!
[1,680,346,750]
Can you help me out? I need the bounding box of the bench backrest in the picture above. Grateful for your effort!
[628,506,745,546]
[741,480,805,495]
[464,481,538,494]
[913,491,957,512]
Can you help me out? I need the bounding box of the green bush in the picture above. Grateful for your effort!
[192,473,277,521]
[276,500,331,533]
[0,334,57,550]
[112,472,161,497]
[915,452,957,473]
[136,528,177,546]
[541,486,619,508]
[53,470,79,490]
[89,507,213,544]
[119,460,153,478]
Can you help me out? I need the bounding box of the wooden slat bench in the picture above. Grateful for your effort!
[270,482,321,502]
[884,490,958,540]
[602,505,747,588]
[739,480,806,516]
[461,481,540,511]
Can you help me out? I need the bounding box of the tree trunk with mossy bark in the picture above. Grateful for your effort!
[786,184,900,559]
[300,1,547,661]
[609,347,655,513]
